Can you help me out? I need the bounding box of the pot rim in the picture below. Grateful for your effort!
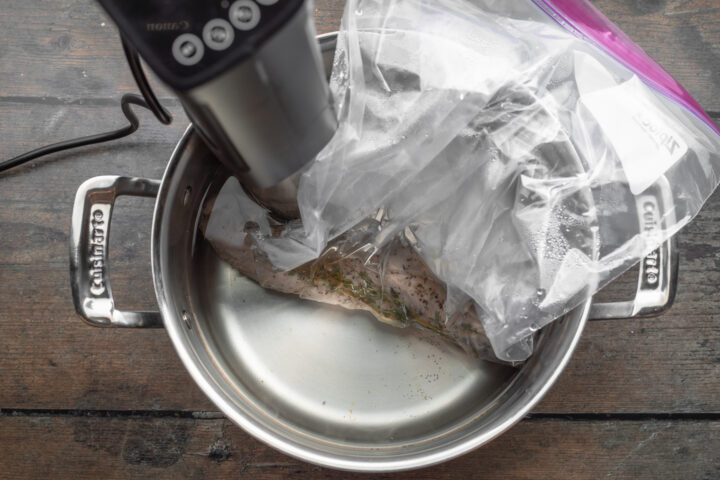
[150,130,590,473]
[150,32,591,472]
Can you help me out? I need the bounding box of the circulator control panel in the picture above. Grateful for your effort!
[97,0,304,90]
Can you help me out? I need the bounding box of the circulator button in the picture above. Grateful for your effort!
[230,0,261,31]
[203,18,235,50]
[172,33,204,66]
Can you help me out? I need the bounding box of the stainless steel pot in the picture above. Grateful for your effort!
[69,33,678,472]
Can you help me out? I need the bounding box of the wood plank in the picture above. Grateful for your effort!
[539,174,720,413]
[1,103,720,413]
[1,222,719,413]
[0,102,187,191]
[591,0,720,113]
[0,0,718,113]
[0,103,213,411]
[0,415,717,479]
[0,0,344,100]
[1,3,719,414]
[2,1,719,478]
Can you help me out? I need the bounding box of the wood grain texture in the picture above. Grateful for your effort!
[0,0,720,414]
[0,0,718,111]
[0,415,718,480]
[0,0,344,100]
[0,104,718,413]
[1,0,720,477]
[591,0,720,114]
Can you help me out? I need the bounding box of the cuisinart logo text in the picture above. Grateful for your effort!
[632,111,682,157]
[146,21,190,32]
[88,208,107,296]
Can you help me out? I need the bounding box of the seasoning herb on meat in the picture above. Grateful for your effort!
[201,194,512,365]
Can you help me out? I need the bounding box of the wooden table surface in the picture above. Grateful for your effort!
[1,1,719,478]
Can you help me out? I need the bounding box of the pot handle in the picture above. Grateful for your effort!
[70,175,163,328]
[590,177,679,320]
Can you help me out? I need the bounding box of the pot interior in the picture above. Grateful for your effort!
[154,129,587,471]
[152,32,588,471]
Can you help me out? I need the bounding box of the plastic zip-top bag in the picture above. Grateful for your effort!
[205,0,720,362]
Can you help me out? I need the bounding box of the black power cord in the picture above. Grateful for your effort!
[0,37,172,174]
[121,37,172,126]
